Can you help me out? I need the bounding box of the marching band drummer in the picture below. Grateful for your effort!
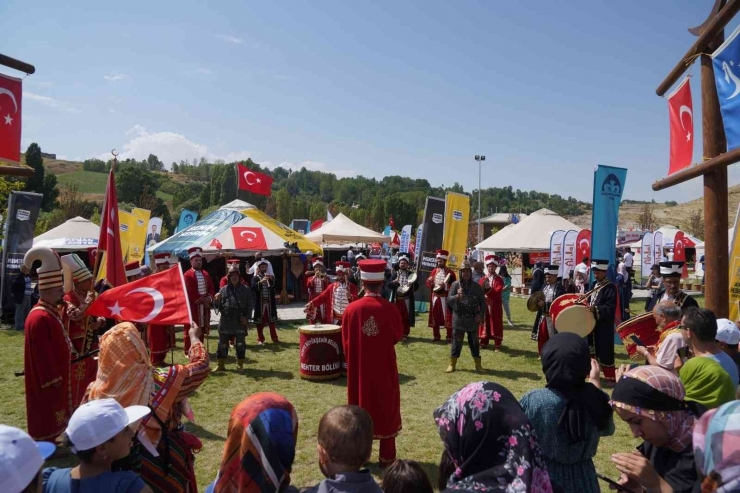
[390,252,419,339]
[586,259,618,385]
[645,261,699,312]
[306,261,358,325]
[306,257,330,324]
[479,255,505,351]
[425,249,456,342]
[535,264,565,357]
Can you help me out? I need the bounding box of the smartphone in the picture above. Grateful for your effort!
[677,346,689,359]
[629,335,646,347]
[595,473,630,492]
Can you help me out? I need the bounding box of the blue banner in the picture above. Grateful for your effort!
[176,209,198,233]
[590,165,628,282]
[153,209,242,258]
[415,225,423,260]
[713,24,740,151]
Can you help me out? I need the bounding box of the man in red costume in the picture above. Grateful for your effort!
[61,253,105,407]
[22,246,74,441]
[147,252,176,365]
[306,261,357,325]
[425,249,456,342]
[479,255,505,350]
[305,257,330,324]
[183,247,214,354]
[342,259,402,466]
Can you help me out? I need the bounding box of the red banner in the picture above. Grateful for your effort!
[575,229,592,266]
[232,226,267,250]
[667,77,694,175]
[673,231,688,278]
[0,73,22,164]
[98,170,126,287]
[529,251,550,264]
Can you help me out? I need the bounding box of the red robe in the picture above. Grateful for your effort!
[310,281,358,324]
[219,275,246,288]
[479,274,504,347]
[62,290,99,408]
[183,268,215,354]
[306,273,330,324]
[425,267,456,331]
[342,294,402,439]
[24,300,73,440]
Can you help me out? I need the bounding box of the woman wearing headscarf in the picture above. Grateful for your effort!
[520,333,614,493]
[610,366,702,493]
[434,381,556,492]
[693,400,740,492]
[679,357,736,411]
[84,322,211,493]
[205,392,298,493]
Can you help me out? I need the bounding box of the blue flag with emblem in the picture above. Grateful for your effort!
[713,24,740,151]
[590,165,627,283]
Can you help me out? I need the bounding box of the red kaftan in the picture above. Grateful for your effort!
[183,267,214,354]
[62,291,99,408]
[148,324,174,365]
[306,274,330,324]
[24,301,73,440]
[479,274,505,348]
[341,295,402,439]
[310,281,358,324]
[425,267,456,339]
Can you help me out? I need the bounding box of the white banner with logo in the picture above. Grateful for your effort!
[641,231,654,282]
[399,224,412,253]
[653,231,664,265]
[549,230,566,275]
[562,230,578,278]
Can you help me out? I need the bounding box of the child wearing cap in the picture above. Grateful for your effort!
[0,424,56,493]
[716,317,740,383]
[42,398,152,493]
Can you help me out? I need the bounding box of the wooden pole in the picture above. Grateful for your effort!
[652,146,740,190]
[701,44,729,317]
[0,53,35,74]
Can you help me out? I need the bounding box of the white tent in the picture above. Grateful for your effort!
[475,208,581,252]
[33,217,100,251]
[305,213,388,244]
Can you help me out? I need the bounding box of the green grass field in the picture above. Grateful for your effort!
[56,170,110,194]
[0,296,702,491]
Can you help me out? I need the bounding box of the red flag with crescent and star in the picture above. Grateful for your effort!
[667,76,694,175]
[0,73,22,164]
[86,265,192,325]
[97,169,127,287]
[237,163,273,196]
[574,229,591,266]
[232,226,268,250]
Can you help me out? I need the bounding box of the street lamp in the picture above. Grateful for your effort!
[475,155,486,246]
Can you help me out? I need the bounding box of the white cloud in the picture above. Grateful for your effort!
[196,67,213,75]
[216,34,244,44]
[109,109,116,113]
[102,125,250,167]
[262,160,357,178]
[103,73,126,81]
[23,91,80,114]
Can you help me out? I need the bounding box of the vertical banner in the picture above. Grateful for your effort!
[118,210,135,262]
[176,209,198,233]
[640,231,654,283]
[0,192,43,312]
[414,225,423,259]
[146,217,163,248]
[562,230,579,279]
[416,197,446,308]
[590,165,628,281]
[399,224,412,253]
[575,229,592,267]
[653,231,664,265]
[130,208,151,265]
[441,192,470,271]
[673,231,688,278]
[728,204,740,322]
[549,230,566,275]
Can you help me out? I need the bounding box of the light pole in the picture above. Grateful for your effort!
[475,155,485,246]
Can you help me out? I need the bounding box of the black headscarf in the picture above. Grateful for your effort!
[541,333,613,443]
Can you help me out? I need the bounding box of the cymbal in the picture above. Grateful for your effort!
[527,291,545,312]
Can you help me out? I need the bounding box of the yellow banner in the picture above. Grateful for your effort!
[729,205,740,321]
[441,192,470,270]
[130,208,151,264]
[118,210,135,263]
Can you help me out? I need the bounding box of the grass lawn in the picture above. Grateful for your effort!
[0,295,703,491]
[156,190,173,202]
[56,170,109,194]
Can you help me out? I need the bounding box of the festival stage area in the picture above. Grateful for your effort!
[0,296,704,491]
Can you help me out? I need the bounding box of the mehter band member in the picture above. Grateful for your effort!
[479,255,505,350]
[425,249,456,342]
[646,261,698,312]
[252,259,279,344]
[390,252,418,339]
[149,252,177,366]
[183,247,214,354]
[342,259,403,466]
[587,259,618,385]
[536,264,565,356]
[306,261,358,325]
[306,257,330,324]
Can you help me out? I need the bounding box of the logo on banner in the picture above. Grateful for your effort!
[579,238,590,255]
[16,209,30,221]
[420,251,437,271]
[600,174,623,199]
[452,210,463,221]
[137,219,145,226]
[120,224,129,232]
[432,213,443,224]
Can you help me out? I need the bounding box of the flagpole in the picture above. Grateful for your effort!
[92,149,118,283]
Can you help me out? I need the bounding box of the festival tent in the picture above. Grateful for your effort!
[475,208,582,252]
[33,216,100,251]
[305,213,388,244]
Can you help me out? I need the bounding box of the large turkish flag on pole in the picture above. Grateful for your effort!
[237,163,273,196]
[0,73,22,164]
[86,266,192,325]
[667,76,694,175]
[97,169,127,287]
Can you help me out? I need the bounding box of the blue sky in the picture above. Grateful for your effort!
[2,0,736,202]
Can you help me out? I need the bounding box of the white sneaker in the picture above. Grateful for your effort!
[507,320,514,327]
[257,341,264,346]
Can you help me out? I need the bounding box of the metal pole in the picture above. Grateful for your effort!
[478,159,482,245]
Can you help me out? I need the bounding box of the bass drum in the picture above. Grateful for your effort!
[550,294,595,337]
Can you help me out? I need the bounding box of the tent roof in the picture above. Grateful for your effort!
[305,213,388,244]
[475,208,581,252]
[629,226,704,249]
[219,199,256,211]
[33,217,100,251]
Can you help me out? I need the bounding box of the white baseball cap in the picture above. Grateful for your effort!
[716,318,740,346]
[65,398,150,452]
[0,424,56,493]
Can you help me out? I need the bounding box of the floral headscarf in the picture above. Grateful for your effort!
[610,365,696,452]
[434,381,554,492]
[693,400,740,493]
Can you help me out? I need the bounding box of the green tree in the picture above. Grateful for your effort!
[42,174,59,211]
[275,188,291,225]
[24,143,44,193]
[117,168,158,204]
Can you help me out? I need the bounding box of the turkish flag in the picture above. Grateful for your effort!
[97,170,127,287]
[575,229,591,266]
[237,163,273,196]
[210,238,223,250]
[0,73,22,164]
[673,231,689,278]
[86,265,192,325]
[668,76,694,175]
[232,226,268,250]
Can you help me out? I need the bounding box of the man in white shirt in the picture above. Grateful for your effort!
[574,256,589,294]
[248,252,274,277]
[623,247,634,281]
[636,301,685,372]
